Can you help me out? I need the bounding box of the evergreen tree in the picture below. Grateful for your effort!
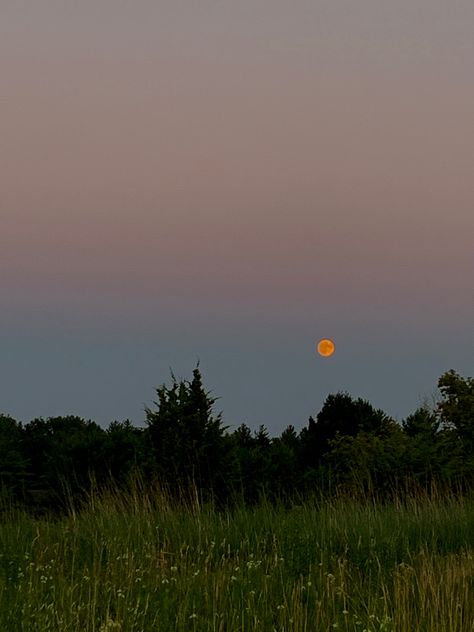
[145,366,229,500]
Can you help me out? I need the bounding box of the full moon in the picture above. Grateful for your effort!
[317,338,335,357]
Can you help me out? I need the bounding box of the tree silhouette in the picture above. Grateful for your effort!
[436,370,474,485]
[145,366,229,500]
[300,392,394,468]
[437,370,474,445]
[22,416,108,510]
[0,414,29,501]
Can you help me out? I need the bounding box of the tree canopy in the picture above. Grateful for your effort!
[0,368,472,514]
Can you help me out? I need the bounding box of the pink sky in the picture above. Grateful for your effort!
[0,1,472,429]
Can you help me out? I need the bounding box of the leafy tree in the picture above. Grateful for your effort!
[437,370,474,445]
[401,407,442,485]
[268,425,301,501]
[325,426,408,496]
[22,416,108,509]
[104,420,152,487]
[402,407,439,438]
[300,392,395,468]
[436,370,474,486]
[0,414,29,501]
[144,366,229,500]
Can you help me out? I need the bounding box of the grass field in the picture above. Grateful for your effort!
[1,485,473,631]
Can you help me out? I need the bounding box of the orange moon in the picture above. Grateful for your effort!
[317,338,335,357]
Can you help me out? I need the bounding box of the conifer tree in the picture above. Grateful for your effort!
[145,366,229,499]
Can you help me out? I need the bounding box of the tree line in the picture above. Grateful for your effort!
[1,368,473,514]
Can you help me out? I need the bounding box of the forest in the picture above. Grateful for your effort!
[1,368,473,514]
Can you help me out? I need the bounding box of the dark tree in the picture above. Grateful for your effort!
[403,407,440,438]
[268,425,301,500]
[227,423,276,504]
[104,420,152,487]
[22,416,108,510]
[300,392,394,468]
[437,370,474,445]
[0,414,29,501]
[325,425,408,496]
[436,370,474,485]
[144,366,229,500]
[400,407,442,485]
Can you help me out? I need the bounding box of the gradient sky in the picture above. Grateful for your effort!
[1,1,472,434]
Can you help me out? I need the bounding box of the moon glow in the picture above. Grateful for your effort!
[317,338,335,357]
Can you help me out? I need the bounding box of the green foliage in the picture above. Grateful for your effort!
[21,416,108,511]
[437,370,474,444]
[299,392,396,469]
[145,366,229,500]
[2,369,474,515]
[104,420,153,487]
[317,392,394,437]
[400,407,442,484]
[435,370,474,486]
[269,425,301,500]
[326,426,408,494]
[402,406,440,438]
[228,423,275,504]
[0,415,29,500]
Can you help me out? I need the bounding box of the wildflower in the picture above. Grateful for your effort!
[99,618,122,631]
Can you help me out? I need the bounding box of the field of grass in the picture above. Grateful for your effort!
[1,485,473,631]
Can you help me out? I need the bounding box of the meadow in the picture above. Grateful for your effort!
[0,485,473,631]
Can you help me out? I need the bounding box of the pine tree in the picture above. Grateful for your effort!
[145,366,229,500]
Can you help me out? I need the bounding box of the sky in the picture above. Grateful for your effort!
[1,1,472,435]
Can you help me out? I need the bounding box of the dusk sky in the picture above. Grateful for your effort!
[1,1,472,434]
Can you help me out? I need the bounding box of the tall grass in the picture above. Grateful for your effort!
[0,482,473,631]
